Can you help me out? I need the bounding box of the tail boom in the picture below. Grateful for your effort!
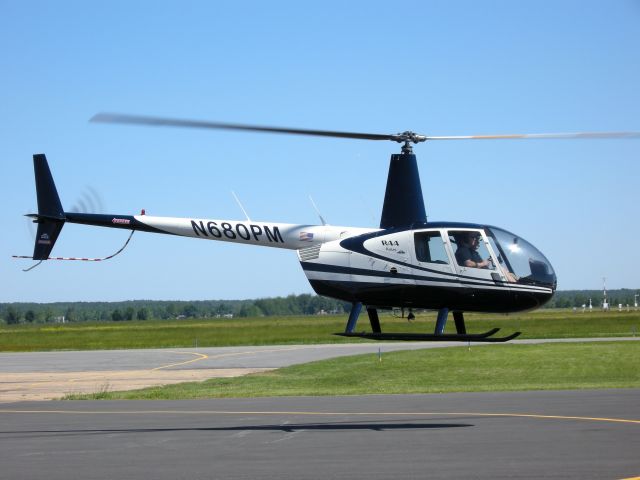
[64,213,376,251]
[26,154,377,262]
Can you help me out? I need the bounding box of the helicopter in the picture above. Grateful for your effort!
[17,114,640,342]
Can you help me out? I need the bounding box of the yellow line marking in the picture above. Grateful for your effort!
[151,345,313,371]
[26,350,212,385]
[151,351,209,371]
[0,409,638,425]
[204,346,311,361]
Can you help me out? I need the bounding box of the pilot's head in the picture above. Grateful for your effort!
[464,232,480,249]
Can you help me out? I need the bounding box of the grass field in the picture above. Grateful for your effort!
[2,310,639,352]
[66,341,640,400]
[4,309,635,400]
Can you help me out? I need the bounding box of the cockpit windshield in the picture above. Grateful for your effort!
[487,227,556,287]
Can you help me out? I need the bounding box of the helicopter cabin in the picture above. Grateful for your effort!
[413,226,554,286]
[306,223,557,313]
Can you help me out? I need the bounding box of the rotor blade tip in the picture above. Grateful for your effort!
[90,113,116,123]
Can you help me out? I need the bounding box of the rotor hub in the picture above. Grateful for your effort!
[392,131,427,154]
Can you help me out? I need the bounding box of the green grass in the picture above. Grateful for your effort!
[2,310,639,352]
[65,341,640,400]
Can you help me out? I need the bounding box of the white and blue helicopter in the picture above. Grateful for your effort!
[19,114,640,342]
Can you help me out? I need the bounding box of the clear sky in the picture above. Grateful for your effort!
[2,1,639,302]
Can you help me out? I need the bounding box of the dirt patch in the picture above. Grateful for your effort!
[0,368,273,402]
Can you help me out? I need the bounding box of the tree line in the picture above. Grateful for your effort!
[0,294,349,325]
[2,289,638,325]
[543,289,639,310]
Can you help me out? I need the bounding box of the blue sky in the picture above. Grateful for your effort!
[2,1,639,302]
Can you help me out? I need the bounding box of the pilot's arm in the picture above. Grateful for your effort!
[465,258,490,268]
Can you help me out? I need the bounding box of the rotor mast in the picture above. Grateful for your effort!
[379,141,427,229]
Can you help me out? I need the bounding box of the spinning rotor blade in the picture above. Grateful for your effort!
[91,113,397,142]
[91,113,640,145]
[426,132,640,140]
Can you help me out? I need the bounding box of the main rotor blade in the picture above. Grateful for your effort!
[426,132,640,140]
[91,113,396,141]
[91,113,640,144]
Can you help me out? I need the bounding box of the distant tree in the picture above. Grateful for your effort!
[124,307,135,321]
[166,303,177,319]
[216,303,229,316]
[24,310,36,323]
[111,309,123,321]
[137,308,150,320]
[573,294,586,308]
[182,304,198,318]
[238,304,263,317]
[42,307,54,323]
[64,307,77,323]
[5,306,21,325]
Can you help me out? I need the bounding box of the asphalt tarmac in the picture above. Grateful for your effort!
[3,338,637,401]
[1,390,639,479]
[1,339,639,478]
[0,342,447,401]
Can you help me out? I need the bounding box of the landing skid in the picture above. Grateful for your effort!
[335,328,521,342]
[337,304,520,343]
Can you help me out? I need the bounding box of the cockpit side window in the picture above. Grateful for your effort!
[449,230,495,270]
[414,231,449,264]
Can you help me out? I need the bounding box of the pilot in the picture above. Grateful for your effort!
[455,232,491,269]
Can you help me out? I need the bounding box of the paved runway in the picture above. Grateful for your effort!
[1,340,639,478]
[1,390,639,479]
[2,338,638,401]
[0,342,442,401]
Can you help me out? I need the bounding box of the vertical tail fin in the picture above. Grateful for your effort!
[31,154,66,260]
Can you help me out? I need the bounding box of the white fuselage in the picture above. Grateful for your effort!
[134,214,377,250]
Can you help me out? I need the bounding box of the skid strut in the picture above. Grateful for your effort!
[367,307,382,333]
[345,302,362,333]
[336,307,520,342]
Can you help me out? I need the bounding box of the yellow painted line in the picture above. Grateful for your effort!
[151,351,209,371]
[447,412,640,425]
[205,346,311,361]
[151,345,313,371]
[0,409,638,425]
